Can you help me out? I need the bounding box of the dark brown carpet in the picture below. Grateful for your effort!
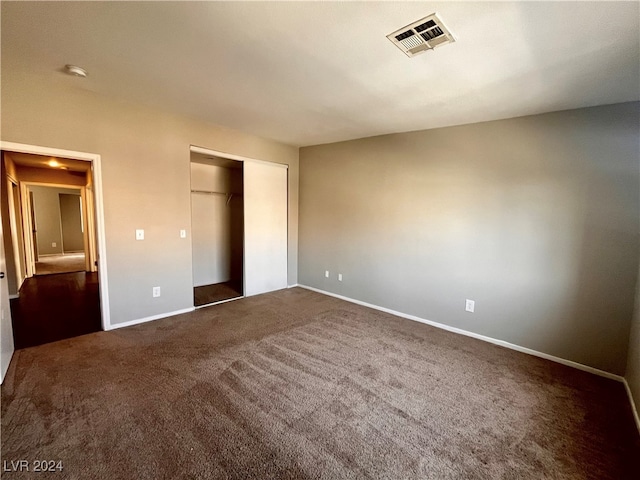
[194,280,243,306]
[1,288,638,479]
[35,253,86,275]
[10,272,101,349]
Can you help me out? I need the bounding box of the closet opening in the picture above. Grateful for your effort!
[190,152,244,307]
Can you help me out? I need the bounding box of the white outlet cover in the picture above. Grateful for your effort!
[136,229,144,240]
[325,270,329,278]
[153,286,161,297]
[52,242,57,247]
[465,299,475,313]
[180,229,187,238]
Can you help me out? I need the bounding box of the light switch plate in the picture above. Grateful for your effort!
[180,229,187,238]
[338,274,343,281]
[136,229,144,240]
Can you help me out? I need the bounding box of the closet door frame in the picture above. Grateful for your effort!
[189,145,289,298]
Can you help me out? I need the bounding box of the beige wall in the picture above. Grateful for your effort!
[299,102,639,375]
[1,72,299,325]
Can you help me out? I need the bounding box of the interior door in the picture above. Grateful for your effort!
[243,161,288,296]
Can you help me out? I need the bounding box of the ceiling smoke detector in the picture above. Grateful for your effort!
[64,64,87,77]
[387,13,455,57]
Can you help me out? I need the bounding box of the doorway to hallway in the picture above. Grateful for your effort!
[1,148,104,348]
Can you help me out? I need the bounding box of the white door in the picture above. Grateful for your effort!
[243,161,288,296]
[0,181,15,383]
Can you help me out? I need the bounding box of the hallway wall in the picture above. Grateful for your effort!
[59,193,84,253]
[30,186,82,256]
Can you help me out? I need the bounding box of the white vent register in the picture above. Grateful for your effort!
[387,13,455,57]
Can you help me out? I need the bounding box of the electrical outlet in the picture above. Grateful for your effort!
[325,270,329,278]
[52,242,57,247]
[136,229,144,240]
[180,229,187,238]
[338,273,343,281]
[465,299,475,313]
[153,286,161,298]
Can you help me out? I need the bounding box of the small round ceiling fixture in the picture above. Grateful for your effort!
[64,64,87,78]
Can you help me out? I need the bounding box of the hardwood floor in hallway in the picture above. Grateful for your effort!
[10,272,101,349]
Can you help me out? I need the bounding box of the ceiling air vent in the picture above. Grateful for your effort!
[387,13,455,57]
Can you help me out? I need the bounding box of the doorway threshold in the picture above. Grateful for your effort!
[195,295,245,309]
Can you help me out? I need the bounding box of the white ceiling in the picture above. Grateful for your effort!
[2,2,639,147]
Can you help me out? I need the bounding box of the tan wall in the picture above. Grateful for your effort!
[299,102,639,375]
[1,73,299,324]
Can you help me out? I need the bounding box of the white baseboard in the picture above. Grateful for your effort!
[623,379,640,435]
[297,284,624,383]
[287,284,300,288]
[105,307,195,331]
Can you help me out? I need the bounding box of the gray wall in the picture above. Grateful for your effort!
[59,193,84,252]
[299,103,639,375]
[31,186,81,256]
[1,71,298,325]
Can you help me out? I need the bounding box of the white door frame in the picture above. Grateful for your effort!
[0,141,111,330]
[6,176,26,293]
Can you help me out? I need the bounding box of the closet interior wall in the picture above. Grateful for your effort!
[190,155,244,306]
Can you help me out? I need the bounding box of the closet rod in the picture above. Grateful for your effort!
[190,190,243,196]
